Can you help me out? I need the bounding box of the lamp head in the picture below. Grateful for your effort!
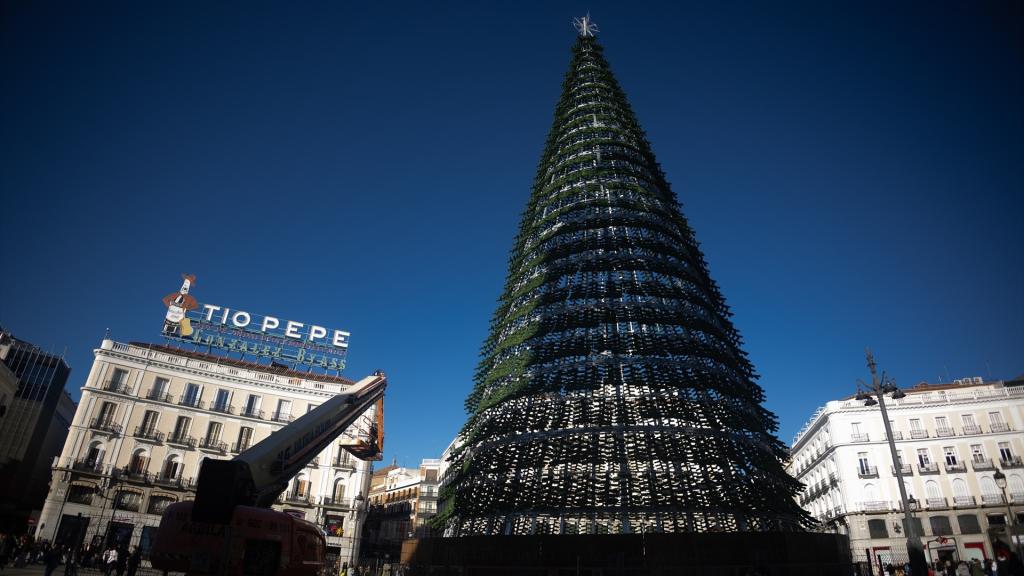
[890,389,906,400]
[994,469,1007,489]
[863,397,878,407]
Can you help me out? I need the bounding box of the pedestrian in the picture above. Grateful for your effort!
[63,546,78,576]
[103,546,118,576]
[126,547,141,576]
[115,547,127,576]
[44,545,60,576]
[0,533,13,571]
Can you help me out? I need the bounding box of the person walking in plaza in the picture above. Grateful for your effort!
[103,546,118,576]
[126,547,140,576]
[114,547,127,576]
[43,544,61,576]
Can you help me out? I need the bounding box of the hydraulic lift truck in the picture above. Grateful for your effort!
[150,372,386,576]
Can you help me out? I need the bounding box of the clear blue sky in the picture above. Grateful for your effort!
[2,2,1021,465]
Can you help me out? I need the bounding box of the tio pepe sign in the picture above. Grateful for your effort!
[161,274,350,371]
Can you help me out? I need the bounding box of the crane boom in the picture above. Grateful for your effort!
[191,371,387,523]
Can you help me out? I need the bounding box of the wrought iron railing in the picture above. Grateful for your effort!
[167,434,196,448]
[133,426,164,442]
[90,418,122,435]
[199,438,227,452]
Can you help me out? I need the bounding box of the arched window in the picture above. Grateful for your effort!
[1009,474,1024,497]
[163,455,182,480]
[864,483,878,502]
[980,476,999,495]
[332,479,346,501]
[925,480,941,500]
[128,449,150,474]
[952,478,968,501]
[294,474,309,498]
[85,441,106,469]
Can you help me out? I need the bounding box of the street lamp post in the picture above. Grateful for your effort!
[856,350,928,575]
[993,469,1023,560]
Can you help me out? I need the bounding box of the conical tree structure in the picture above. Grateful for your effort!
[442,28,810,537]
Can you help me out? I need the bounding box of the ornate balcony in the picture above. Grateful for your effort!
[322,496,356,510]
[962,424,982,435]
[857,465,879,479]
[945,462,967,474]
[272,412,293,423]
[69,458,109,475]
[910,430,929,439]
[119,467,152,484]
[178,397,205,409]
[145,389,173,403]
[851,433,870,443]
[891,464,913,476]
[133,426,164,443]
[231,442,251,454]
[918,462,939,474]
[953,495,975,507]
[167,434,196,448]
[153,473,184,488]
[103,379,130,394]
[971,458,995,471]
[283,493,312,506]
[935,427,956,437]
[90,418,122,436]
[334,455,355,469]
[240,408,264,420]
[926,497,948,510]
[990,422,1011,433]
[1001,456,1024,469]
[861,501,891,512]
[198,438,227,452]
[886,431,904,441]
[210,403,235,415]
[980,494,1005,506]
[1011,492,1024,503]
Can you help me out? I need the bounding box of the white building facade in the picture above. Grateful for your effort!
[788,378,1024,567]
[37,339,374,567]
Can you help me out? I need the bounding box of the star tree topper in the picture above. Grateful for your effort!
[573,14,599,37]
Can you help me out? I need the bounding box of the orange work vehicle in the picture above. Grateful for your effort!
[151,372,386,576]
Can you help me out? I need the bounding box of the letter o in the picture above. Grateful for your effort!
[231,311,251,328]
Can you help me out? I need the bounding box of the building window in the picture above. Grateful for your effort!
[152,377,169,396]
[917,448,931,466]
[114,490,142,512]
[293,475,309,498]
[172,416,191,441]
[962,413,978,429]
[333,480,346,501]
[109,368,128,389]
[163,456,182,480]
[307,403,319,414]
[148,495,175,515]
[957,514,981,534]
[930,516,953,536]
[935,416,949,429]
[140,410,159,433]
[867,519,888,539]
[999,442,1013,462]
[857,452,871,474]
[67,484,96,505]
[97,401,117,425]
[182,383,201,407]
[909,418,923,431]
[244,394,261,417]
[206,421,222,443]
[128,450,149,474]
[943,447,958,466]
[85,442,105,467]
[275,399,292,422]
[970,444,986,463]
[236,427,253,452]
[213,389,230,412]
[989,411,1008,431]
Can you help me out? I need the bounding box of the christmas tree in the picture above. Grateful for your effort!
[442,17,809,536]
